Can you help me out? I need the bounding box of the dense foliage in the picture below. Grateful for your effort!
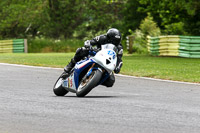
[0,0,199,40]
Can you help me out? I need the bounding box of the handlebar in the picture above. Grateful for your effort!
[88,47,100,56]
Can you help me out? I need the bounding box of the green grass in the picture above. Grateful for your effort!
[0,53,200,83]
[122,55,200,83]
[0,53,74,68]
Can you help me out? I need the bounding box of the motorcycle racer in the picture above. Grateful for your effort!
[62,28,123,87]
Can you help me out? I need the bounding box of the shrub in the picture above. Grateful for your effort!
[139,13,161,37]
[129,13,161,54]
[164,22,188,35]
[28,38,84,53]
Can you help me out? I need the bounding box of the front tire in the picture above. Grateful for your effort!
[76,69,102,97]
[53,72,69,96]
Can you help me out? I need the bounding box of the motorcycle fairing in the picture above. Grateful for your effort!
[73,58,95,89]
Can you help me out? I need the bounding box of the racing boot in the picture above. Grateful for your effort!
[61,59,76,78]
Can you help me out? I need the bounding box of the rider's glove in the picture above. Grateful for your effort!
[84,40,91,49]
[114,62,123,74]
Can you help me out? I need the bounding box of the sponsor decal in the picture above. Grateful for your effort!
[63,80,68,88]
[107,50,116,59]
[70,79,73,88]
[67,76,74,88]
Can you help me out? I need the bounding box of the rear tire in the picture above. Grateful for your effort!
[76,69,102,97]
[53,72,69,96]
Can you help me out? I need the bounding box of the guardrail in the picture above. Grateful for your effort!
[0,39,28,53]
[147,36,200,58]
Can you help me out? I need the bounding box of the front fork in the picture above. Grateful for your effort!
[86,63,110,86]
[86,63,95,78]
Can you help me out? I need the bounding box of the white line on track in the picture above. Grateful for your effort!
[0,62,199,86]
[116,74,200,86]
[0,62,62,70]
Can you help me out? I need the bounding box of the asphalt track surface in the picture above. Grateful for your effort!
[0,63,200,133]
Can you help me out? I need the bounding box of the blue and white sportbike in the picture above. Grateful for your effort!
[53,43,118,97]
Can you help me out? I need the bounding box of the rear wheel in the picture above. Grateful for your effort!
[53,72,69,96]
[76,69,102,97]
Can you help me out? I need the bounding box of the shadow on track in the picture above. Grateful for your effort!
[52,95,119,98]
[79,96,118,98]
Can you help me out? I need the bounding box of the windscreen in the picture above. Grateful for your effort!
[101,44,118,53]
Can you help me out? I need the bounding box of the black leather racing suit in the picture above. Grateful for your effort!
[71,34,123,87]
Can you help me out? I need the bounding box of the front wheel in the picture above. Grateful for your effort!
[53,72,69,96]
[76,69,102,97]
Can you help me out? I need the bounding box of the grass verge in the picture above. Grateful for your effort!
[0,53,200,83]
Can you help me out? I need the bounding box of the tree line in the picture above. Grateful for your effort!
[0,0,199,40]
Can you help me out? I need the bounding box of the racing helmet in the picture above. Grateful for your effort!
[106,28,122,45]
